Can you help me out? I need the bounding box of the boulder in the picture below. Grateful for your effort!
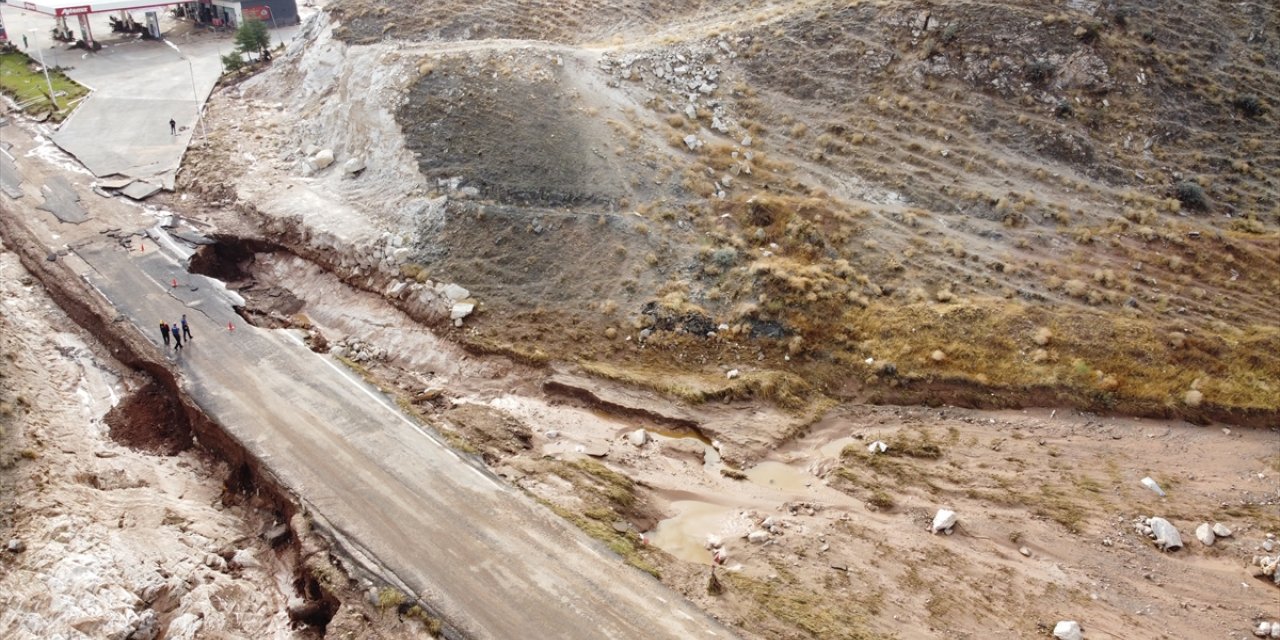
[1256,622,1271,638]
[867,440,888,453]
[450,302,475,321]
[726,369,740,379]
[683,134,703,150]
[1148,517,1183,552]
[441,283,470,301]
[930,509,957,535]
[1212,523,1233,538]
[1195,523,1215,546]
[6,538,25,553]
[230,548,261,569]
[343,157,366,175]
[1053,620,1083,640]
[628,429,648,447]
[312,149,335,170]
[747,530,770,544]
[1140,476,1166,497]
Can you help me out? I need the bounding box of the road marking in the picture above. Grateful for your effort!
[278,330,502,491]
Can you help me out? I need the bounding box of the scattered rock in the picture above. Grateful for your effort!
[440,283,470,301]
[931,509,957,535]
[1140,476,1166,497]
[544,430,559,439]
[747,530,770,544]
[867,440,888,453]
[230,548,260,569]
[6,538,26,553]
[1139,516,1183,552]
[1053,620,1083,640]
[1019,546,1032,557]
[726,368,740,379]
[683,134,703,150]
[1265,540,1275,552]
[1195,523,1215,546]
[343,157,366,175]
[450,302,475,322]
[311,149,335,170]
[628,429,648,447]
[1213,523,1233,538]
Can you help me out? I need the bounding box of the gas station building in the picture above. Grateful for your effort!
[0,0,297,47]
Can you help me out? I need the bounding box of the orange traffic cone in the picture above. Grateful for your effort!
[227,322,235,332]
[171,278,178,288]
[139,241,145,252]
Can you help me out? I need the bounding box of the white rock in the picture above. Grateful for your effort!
[931,509,957,534]
[628,429,648,447]
[311,149,335,170]
[747,530,770,543]
[685,104,697,120]
[1271,622,1280,639]
[441,283,470,301]
[1053,620,1083,640]
[1148,517,1183,551]
[683,134,702,150]
[867,440,888,453]
[343,157,366,175]
[705,534,723,549]
[6,538,26,553]
[230,548,260,568]
[1212,523,1233,538]
[1140,476,1166,497]
[544,430,559,439]
[741,135,753,147]
[726,369,740,379]
[1265,540,1275,552]
[1195,523,1215,546]
[450,302,475,321]
[1256,622,1271,638]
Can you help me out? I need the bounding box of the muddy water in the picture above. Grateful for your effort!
[743,460,813,493]
[647,501,745,565]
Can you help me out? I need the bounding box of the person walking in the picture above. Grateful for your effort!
[171,323,183,350]
[169,118,177,136]
[181,314,193,341]
[160,321,170,347]
[22,35,29,49]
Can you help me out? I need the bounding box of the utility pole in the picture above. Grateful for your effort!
[163,40,209,147]
[28,29,59,110]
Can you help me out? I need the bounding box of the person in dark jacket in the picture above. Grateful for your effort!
[160,321,170,346]
[181,314,192,340]
[171,323,183,350]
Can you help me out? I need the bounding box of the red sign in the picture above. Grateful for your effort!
[242,5,271,20]
[56,5,92,16]
[23,2,40,11]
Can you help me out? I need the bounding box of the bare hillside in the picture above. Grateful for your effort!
[165,1,1280,638]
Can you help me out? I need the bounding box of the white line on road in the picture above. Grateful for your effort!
[278,330,502,491]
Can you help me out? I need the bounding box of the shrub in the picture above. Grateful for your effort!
[1173,181,1208,210]
[712,247,739,268]
[1232,94,1265,118]
[1025,60,1056,84]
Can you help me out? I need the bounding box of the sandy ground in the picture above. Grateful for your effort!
[230,241,1280,639]
[0,245,303,640]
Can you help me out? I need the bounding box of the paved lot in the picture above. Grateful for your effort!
[1,6,301,186]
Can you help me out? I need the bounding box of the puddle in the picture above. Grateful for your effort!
[744,461,813,493]
[648,501,743,565]
[819,436,859,459]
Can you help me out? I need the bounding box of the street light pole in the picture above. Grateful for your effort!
[28,29,59,110]
[163,40,209,147]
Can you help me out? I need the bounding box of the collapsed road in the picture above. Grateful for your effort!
[57,229,735,639]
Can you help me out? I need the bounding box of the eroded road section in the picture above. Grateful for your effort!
[65,234,733,639]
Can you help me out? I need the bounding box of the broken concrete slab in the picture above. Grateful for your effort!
[36,175,89,224]
[121,180,164,201]
[170,229,214,246]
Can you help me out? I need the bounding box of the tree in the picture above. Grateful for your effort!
[221,51,245,73]
[234,19,271,61]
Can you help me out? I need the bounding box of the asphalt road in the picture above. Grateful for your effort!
[71,237,735,639]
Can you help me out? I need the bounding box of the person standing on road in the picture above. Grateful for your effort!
[169,118,177,136]
[160,321,170,347]
[181,314,192,341]
[23,35,29,49]
[171,323,183,350]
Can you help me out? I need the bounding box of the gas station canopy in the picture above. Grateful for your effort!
[6,1,181,16]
